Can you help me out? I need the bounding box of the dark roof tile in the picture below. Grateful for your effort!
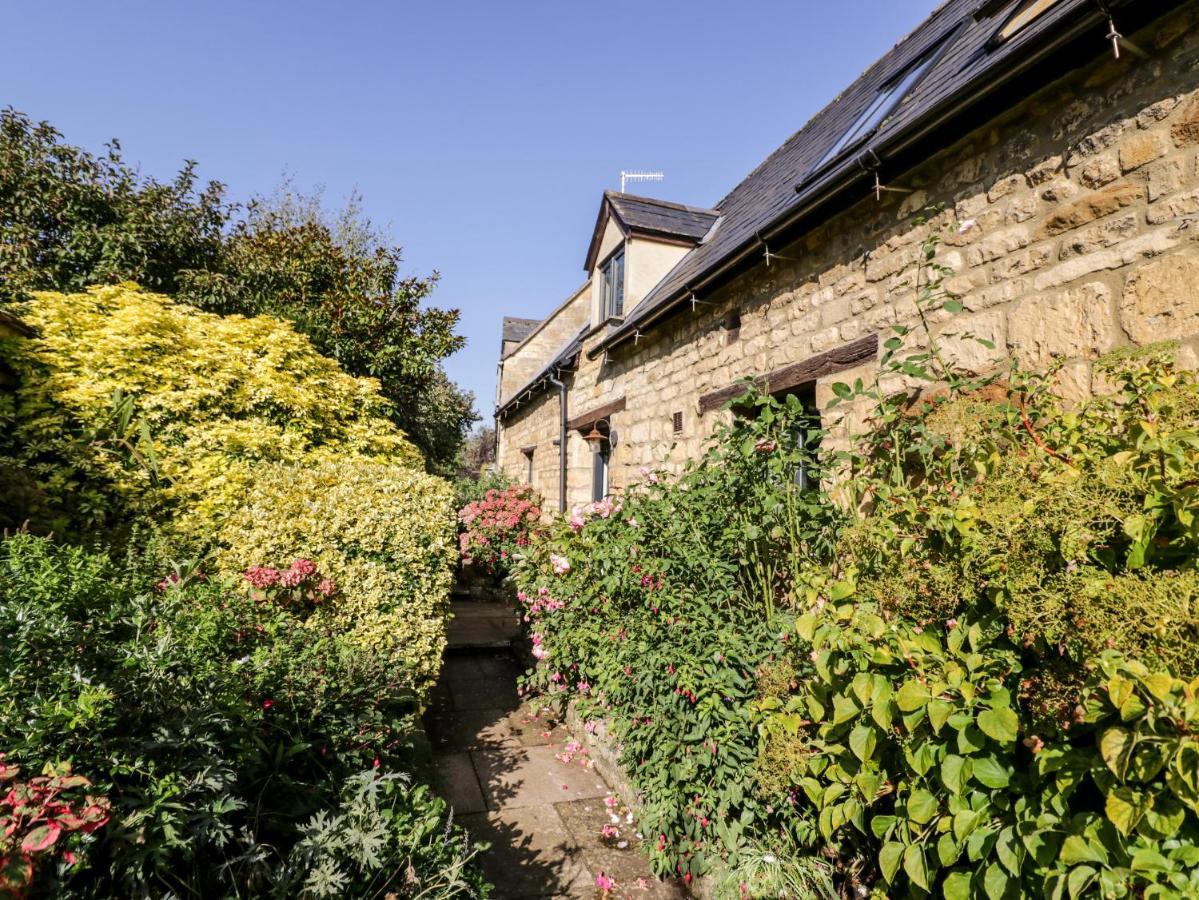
[604,0,1139,349]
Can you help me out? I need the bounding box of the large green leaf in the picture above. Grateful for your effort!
[943,870,974,900]
[849,724,878,762]
[904,844,930,891]
[972,754,1012,789]
[879,842,904,884]
[983,862,1010,900]
[1106,786,1151,836]
[977,706,1019,744]
[897,679,929,712]
[1099,727,1135,779]
[907,788,939,825]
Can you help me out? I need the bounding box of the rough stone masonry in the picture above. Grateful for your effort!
[498,3,1199,513]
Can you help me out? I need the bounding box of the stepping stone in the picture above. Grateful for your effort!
[459,805,594,898]
[472,744,609,811]
[431,752,487,815]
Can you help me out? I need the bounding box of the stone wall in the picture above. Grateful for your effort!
[497,282,590,408]
[500,3,1199,507]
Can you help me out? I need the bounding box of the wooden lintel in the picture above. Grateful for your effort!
[698,333,878,415]
[567,396,626,431]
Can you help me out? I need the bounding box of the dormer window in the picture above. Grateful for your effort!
[995,0,1066,42]
[601,249,625,320]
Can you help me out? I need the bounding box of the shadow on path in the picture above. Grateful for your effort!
[423,600,684,899]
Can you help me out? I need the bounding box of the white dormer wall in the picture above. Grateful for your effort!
[590,220,695,326]
[625,236,692,315]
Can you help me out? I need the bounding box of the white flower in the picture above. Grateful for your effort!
[957,218,977,235]
[550,553,571,574]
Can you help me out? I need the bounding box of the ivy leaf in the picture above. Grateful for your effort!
[1140,792,1186,838]
[977,706,1019,744]
[907,788,939,825]
[849,724,878,762]
[937,832,961,867]
[941,754,969,795]
[897,680,929,712]
[927,698,952,733]
[832,694,859,725]
[972,754,1012,789]
[943,871,974,900]
[983,862,1009,900]
[1067,865,1097,899]
[879,842,904,884]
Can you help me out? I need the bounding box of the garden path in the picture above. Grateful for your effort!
[426,599,684,899]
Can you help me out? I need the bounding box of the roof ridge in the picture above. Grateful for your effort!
[604,190,720,217]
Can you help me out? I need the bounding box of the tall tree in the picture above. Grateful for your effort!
[0,108,476,471]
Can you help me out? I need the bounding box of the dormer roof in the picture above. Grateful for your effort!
[583,191,720,272]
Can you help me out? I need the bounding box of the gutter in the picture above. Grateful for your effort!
[547,374,568,513]
[593,0,1138,357]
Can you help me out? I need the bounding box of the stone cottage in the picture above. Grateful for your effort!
[495,0,1199,512]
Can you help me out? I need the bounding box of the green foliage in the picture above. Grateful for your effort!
[3,285,420,536]
[0,532,487,899]
[0,109,474,470]
[214,458,457,695]
[518,214,1199,897]
[766,601,1199,898]
[513,399,843,881]
[1,287,456,689]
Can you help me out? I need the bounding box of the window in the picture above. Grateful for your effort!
[601,249,626,320]
[522,447,535,485]
[672,411,684,434]
[725,309,742,344]
[591,436,611,501]
[996,0,1066,42]
[737,386,821,490]
[810,45,943,175]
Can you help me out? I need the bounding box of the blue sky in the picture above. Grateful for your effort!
[4,0,939,419]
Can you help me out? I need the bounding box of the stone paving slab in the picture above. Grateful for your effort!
[432,751,488,815]
[473,744,610,811]
[459,806,594,898]
[426,637,685,899]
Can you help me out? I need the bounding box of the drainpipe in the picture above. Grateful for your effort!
[547,373,568,513]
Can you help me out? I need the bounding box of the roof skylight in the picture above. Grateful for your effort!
[996,0,1067,42]
[810,45,942,175]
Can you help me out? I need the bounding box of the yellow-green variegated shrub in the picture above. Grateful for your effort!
[7,285,420,530]
[214,458,456,692]
[3,285,454,692]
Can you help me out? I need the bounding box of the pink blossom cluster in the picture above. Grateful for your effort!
[518,586,565,622]
[243,559,336,611]
[458,486,541,574]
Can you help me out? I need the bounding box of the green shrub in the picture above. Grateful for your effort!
[513,397,842,883]
[2,284,420,535]
[516,217,1199,897]
[2,286,456,696]
[0,109,475,471]
[214,458,456,695]
[0,532,486,898]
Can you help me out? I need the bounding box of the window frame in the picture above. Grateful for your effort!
[994,0,1067,43]
[600,248,626,320]
[805,32,955,182]
[522,447,535,485]
[591,437,611,501]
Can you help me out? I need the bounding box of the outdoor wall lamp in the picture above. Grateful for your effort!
[583,419,617,454]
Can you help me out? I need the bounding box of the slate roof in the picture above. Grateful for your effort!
[501,316,541,355]
[584,192,720,271]
[607,193,720,243]
[597,0,1155,353]
[496,326,588,418]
